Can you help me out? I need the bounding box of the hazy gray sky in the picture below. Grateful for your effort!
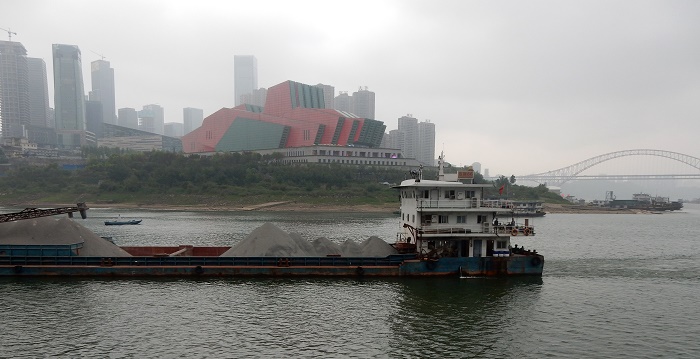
[3,0,699,175]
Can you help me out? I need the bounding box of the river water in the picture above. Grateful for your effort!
[1,204,699,358]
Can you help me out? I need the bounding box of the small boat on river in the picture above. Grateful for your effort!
[104,219,142,226]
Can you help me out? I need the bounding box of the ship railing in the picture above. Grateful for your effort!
[491,224,536,236]
[418,227,475,235]
[416,198,513,210]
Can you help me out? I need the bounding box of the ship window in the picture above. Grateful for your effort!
[477,215,486,224]
[421,190,430,198]
[438,215,449,223]
[444,190,455,199]
[457,215,466,223]
[466,190,475,198]
[412,215,415,223]
[496,241,507,249]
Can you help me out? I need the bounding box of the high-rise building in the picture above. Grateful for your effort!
[85,100,103,139]
[164,122,184,137]
[183,107,203,135]
[89,59,116,125]
[27,57,51,128]
[315,84,335,109]
[138,104,164,134]
[417,120,435,166]
[381,129,404,150]
[234,55,257,106]
[398,114,418,160]
[0,40,30,138]
[53,44,86,147]
[118,107,138,129]
[334,92,352,113]
[351,87,375,119]
[240,88,267,107]
[471,162,482,173]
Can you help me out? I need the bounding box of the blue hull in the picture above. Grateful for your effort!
[0,255,543,277]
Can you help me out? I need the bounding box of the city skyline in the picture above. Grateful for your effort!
[3,1,699,174]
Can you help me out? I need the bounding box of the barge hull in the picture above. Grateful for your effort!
[1,255,543,277]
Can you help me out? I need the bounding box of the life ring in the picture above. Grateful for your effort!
[426,260,438,270]
[510,229,518,236]
[356,266,365,276]
[530,256,541,266]
[524,228,531,236]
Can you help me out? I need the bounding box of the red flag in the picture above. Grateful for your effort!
[498,185,505,195]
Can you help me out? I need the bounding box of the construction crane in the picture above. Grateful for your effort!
[90,50,106,61]
[0,27,17,41]
[0,203,89,223]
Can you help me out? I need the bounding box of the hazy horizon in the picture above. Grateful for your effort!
[3,0,699,180]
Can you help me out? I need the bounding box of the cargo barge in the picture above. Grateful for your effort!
[0,154,543,277]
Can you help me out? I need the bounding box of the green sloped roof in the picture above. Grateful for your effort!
[215,117,288,151]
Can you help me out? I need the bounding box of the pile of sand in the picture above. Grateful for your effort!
[0,217,132,257]
[312,237,342,256]
[221,223,397,257]
[361,236,398,257]
[221,223,309,257]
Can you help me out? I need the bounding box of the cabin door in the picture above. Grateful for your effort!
[472,240,482,257]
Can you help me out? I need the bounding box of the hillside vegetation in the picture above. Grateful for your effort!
[0,150,567,207]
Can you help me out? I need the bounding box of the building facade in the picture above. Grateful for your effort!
[182,80,386,154]
[100,123,182,152]
[398,115,418,160]
[27,57,51,128]
[334,91,352,113]
[183,107,204,135]
[138,104,164,135]
[164,122,184,137]
[52,44,86,148]
[89,59,116,125]
[417,120,435,166]
[85,100,103,139]
[234,55,257,106]
[117,107,138,129]
[351,87,375,119]
[315,84,335,109]
[0,40,30,139]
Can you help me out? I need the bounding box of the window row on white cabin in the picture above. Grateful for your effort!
[403,213,493,225]
[401,189,477,200]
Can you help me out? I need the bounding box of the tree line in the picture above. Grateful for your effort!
[0,149,566,205]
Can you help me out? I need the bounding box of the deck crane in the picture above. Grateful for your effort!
[0,203,89,223]
[0,27,17,41]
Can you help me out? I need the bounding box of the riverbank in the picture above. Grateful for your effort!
[9,200,400,213]
[3,200,661,214]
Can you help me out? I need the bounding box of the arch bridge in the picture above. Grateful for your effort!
[517,149,700,186]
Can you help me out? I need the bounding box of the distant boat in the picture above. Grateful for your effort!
[104,219,142,226]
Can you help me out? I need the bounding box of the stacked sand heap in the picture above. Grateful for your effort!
[221,223,398,257]
[0,217,132,257]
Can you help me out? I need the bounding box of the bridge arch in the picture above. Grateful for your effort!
[523,149,700,186]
